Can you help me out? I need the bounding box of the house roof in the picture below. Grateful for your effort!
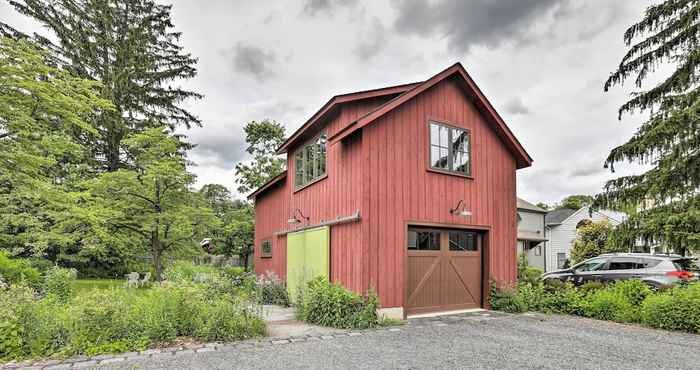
[545,208,578,226]
[247,171,287,200]
[276,82,421,154]
[517,197,547,213]
[328,63,533,169]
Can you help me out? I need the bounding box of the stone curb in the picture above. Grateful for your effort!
[3,310,505,369]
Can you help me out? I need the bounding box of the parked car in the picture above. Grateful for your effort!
[541,253,699,288]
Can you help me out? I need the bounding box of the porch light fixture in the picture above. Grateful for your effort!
[287,208,310,225]
[450,200,472,217]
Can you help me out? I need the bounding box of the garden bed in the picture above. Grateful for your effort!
[490,279,700,334]
[0,259,267,363]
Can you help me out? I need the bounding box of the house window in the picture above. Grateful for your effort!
[261,240,272,258]
[429,122,471,176]
[534,245,542,256]
[557,252,567,269]
[294,133,327,188]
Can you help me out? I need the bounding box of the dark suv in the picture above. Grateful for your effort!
[541,253,699,288]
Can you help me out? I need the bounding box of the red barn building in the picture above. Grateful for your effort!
[249,63,532,318]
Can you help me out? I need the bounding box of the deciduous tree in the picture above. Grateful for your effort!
[87,128,216,280]
[234,120,286,194]
[556,195,593,210]
[570,221,619,264]
[0,37,111,257]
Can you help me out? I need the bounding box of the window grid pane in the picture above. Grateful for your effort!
[296,133,327,188]
[429,122,471,176]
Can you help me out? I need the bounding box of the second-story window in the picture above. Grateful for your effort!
[429,121,471,176]
[294,132,327,189]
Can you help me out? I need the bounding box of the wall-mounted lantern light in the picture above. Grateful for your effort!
[450,200,472,217]
[287,208,310,225]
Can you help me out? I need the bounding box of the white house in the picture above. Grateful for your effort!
[544,206,625,271]
[516,198,547,270]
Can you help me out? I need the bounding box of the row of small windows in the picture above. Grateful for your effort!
[293,122,473,189]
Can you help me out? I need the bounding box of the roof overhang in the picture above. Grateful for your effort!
[518,234,548,242]
[329,63,533,169]
[276,82,421,155]
[247,171,287,200]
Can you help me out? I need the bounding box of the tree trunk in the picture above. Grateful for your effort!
[241,253,249,272]
[152,230,163,282]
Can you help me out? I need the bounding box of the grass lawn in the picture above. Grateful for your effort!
[72,279,124,293]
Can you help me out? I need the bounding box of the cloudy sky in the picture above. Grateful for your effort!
[1,0,657,205]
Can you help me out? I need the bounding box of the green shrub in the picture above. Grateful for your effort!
[641,283,700,333]
[163,260,219,283]
[28,258,54,273]
[0,285,35,360]
[193,298,266,341]
[0,252,41,288]
[257,271,289,306]
[42,267,77,302]
[489,283,525,313]
[0,281,266,361]
[297,277,380,329]
[578,281,605,296]
[517,253,543,286]
[540,283,584,315]
[582,289,637,322]
[517,283,546,312]
[608,279,652,306]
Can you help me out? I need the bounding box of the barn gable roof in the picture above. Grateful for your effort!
[276,82,420,155]
[329,63,533,169]
[247,171,287,200]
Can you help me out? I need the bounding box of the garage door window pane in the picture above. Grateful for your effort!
[449,231,477,251]
[407,230,439,250]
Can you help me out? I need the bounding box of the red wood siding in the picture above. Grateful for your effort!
[254,97,386,294]
[361,76,517,308]
[254,75,519,310]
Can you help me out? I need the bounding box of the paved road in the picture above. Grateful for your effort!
[98,312,700,370]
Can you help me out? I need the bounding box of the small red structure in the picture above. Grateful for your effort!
[250,63,532,318]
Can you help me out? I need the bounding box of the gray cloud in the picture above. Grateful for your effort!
[188,128,247,170]
[570,161,605,178]
[1,1,649,203]
[231,43,276,82]
[354,18,387,60]
[393,0,562,53]
[302,0,358,16]
[503,97,530,115]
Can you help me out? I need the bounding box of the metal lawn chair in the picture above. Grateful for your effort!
[125,272,139,288]
[138,272,151,287]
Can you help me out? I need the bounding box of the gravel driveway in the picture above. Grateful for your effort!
[89,312,700,369]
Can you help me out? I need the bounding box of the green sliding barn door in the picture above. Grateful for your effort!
[286,226,330,302]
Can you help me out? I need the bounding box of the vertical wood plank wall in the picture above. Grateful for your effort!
[362,76,517,308]
[254,76,518,309]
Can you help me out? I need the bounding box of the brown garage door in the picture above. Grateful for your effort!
[406,227,482,315]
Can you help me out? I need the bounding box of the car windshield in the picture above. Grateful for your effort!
[673,258,700,273]
[573,258,607,272]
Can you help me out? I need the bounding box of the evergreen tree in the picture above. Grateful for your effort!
[7,0,202,171]
[596,0,700,254]
[234,120,286,194]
